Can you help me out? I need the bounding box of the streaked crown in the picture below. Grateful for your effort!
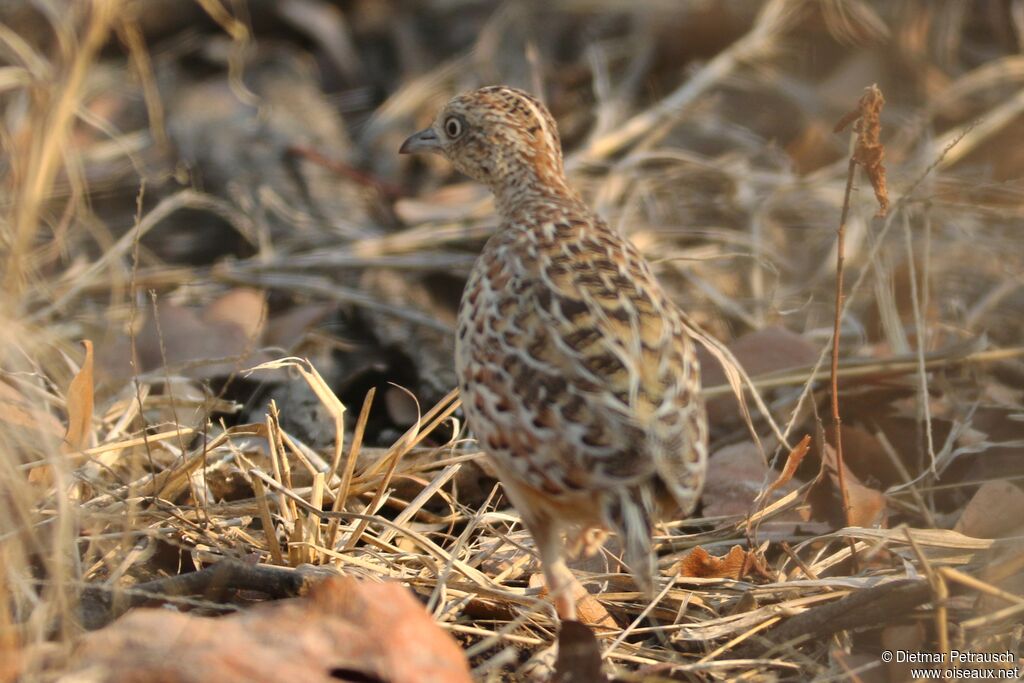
[400,86,570,203]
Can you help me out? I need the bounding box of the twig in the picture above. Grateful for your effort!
[739,579,931,654]
[832,154,856,531]
[831,85,890,535]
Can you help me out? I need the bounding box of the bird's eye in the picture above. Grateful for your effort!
[444,116,464,139]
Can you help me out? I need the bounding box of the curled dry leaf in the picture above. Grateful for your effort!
[677,545,752,580]
[766,434,811,496]
[834,83,889,216]
[65,576,472,683]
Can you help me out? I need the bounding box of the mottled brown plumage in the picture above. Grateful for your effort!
[401,86,707,620]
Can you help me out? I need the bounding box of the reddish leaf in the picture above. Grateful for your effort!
[677,545,751,580]
[767,434,812,495]
[67,576,472,683]
[699,326,818,426]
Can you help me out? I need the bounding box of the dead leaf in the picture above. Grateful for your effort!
[704,441,801,518]
[63,340,94,452]
[821,424,901,490]
[699,325,818,388]
[954,480,1024,539]
[767,434,811,495]
[834,83,888,216]
[202,287,267,340]
[30,340,94,485]
[66,576,472,683]
[699,325,818,427]
[677,545,751,580]
[98,289,271,381]
[529,573,616,629]
[979,540,1024,617]
[263,302,336,350]
[816,443,888,528]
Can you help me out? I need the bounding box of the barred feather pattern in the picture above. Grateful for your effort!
[403,85,708,615]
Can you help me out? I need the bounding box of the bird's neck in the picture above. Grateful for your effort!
[491,169,580,218]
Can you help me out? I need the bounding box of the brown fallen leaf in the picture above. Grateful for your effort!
[529,573,617,629]
[699,325,819,386]
[98,288,271,382]
[554,621,607,683]
[677,545,751,580]
[954,480,1024,539]
[703,441,801,518]
[62,339,94,452]
[66,576,472,683]
[816,443,888,528]
[821,424,902,490]
[698,325,818,427]
[766,434,811,495]
[262,301,336,351]
[202,287,267,341]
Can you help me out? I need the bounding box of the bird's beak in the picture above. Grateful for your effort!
[399,127,441,154]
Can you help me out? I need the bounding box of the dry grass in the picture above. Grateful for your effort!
[1,1,1023,681]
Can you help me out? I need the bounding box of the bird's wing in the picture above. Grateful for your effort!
[458,209,704,504]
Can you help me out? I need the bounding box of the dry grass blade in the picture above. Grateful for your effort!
[345,387,460,550]
[4,0,122,295]
[325,388,375,552]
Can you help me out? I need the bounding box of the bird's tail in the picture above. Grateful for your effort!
[608,488,657,598]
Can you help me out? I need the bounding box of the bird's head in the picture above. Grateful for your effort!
[400,86,569,201]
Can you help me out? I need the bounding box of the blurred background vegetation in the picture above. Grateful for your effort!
[1,1,1022,680]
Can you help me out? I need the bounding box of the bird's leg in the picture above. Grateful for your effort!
[531,520,577,621]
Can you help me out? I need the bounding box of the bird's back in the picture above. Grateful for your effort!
[456,197,707,538]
